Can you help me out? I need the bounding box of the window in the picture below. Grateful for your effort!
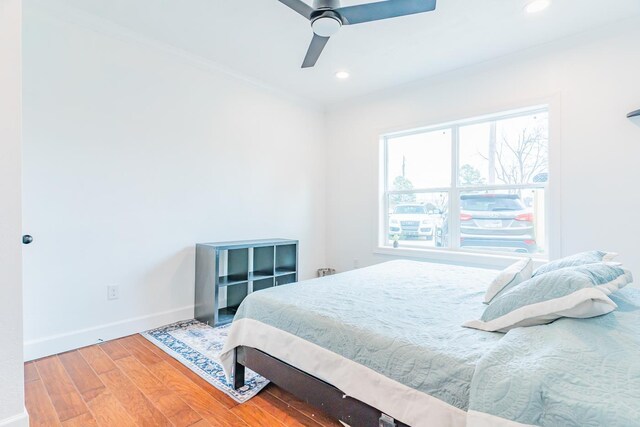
[381,107,549,256]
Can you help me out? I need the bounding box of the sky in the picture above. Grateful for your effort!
[386,111,549,190]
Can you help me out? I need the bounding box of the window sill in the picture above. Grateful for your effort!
[373,246,548,270]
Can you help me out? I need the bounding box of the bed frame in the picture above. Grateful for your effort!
[234,346,410,427]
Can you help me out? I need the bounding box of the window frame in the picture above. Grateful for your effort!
[378,105,552,263]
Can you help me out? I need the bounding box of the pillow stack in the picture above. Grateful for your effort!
[465,251,633,333]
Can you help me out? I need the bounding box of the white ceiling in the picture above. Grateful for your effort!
[35,0,640,105]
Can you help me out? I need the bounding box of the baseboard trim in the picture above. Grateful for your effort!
[0,410,29,427]
[24,305,194,361]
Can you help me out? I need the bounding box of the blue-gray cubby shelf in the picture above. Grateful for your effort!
[195,238,299,327]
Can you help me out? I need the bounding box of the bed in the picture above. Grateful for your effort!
[219,260,640,427]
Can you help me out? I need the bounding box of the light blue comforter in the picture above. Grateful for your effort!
[469,286,640,426]
[234,260,502,411]
[233,260,640,426]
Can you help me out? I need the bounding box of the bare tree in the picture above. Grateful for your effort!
[481,124,548,185]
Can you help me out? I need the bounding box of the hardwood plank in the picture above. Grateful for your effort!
[118,335,164,366]
[265,385,342,427]
[61,412,99,427]
[59,350,106,401]
[85,391,138,427]
[132,334,170,358]
[78,345,117,375]
[133,335,239,409]
[254,391,323,427]
[188,420,214,427]
[99,339,130,360]
[35,356,90,422]
[24,361,40,383]
[116,355,202,427]
[99,367,173,427]
[25,379,62,427]
[231,399,286,427]
[144,359,247,427]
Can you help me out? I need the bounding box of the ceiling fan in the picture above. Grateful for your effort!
[277,0,437,68]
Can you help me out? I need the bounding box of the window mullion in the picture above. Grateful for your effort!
[382,137,389,247]
[450,125,461,250]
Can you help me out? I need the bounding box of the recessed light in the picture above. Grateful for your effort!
[525,0,550,14]
[335,71,350,80]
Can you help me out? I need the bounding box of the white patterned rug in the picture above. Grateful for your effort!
[141,319,269,403]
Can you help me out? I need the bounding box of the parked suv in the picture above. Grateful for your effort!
[389,204,435,240]
[435,194,537,253]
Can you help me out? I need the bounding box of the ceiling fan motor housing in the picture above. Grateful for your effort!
[311,10,342,37]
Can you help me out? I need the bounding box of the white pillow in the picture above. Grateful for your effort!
[465,263,633,333]
[484,258,533,304]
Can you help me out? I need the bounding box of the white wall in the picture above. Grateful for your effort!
[22,7,327,360]
[325,18,640,274]
[0,0,28,425]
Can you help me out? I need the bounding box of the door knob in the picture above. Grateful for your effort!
[22,235,33,244]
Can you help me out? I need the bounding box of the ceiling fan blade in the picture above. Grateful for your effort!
[277,0,315,19]
[336,0,436,25]
[301,34,330,68]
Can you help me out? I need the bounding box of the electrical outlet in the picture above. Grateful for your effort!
[107,285,119,300]
[353,259,359,268]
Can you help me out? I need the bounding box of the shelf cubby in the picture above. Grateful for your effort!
[218,248,248,283]
[226,282,248,308]
[275,273,297,287]
[218,306,240,325]
[253,277,275,292]
[275,244,297,275]
[252,245,275,276]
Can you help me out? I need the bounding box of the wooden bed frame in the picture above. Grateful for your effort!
[234,346,410,427]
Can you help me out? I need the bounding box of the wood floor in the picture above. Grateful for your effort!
[25,334,342,427]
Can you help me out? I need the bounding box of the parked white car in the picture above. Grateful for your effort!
[389,204,435,240]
